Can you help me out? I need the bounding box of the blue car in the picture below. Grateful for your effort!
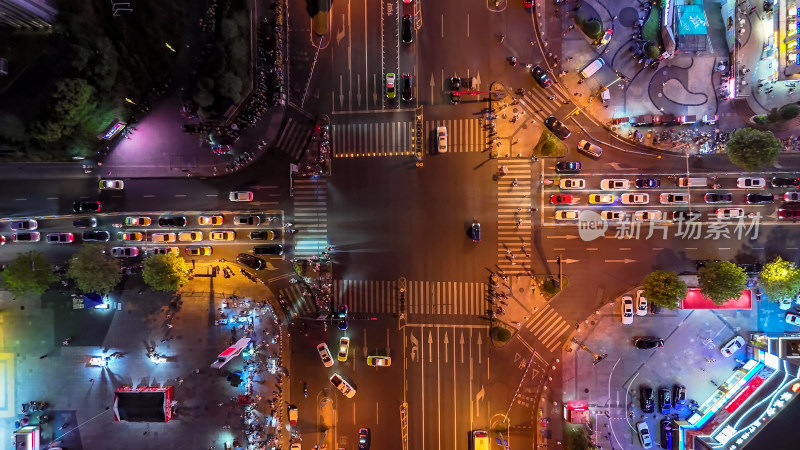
[469,222,481,242]
[555,161,581,173]
[635,178,661,189]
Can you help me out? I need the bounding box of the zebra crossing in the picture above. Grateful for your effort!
[275,117,313,161]
[292,177,328,258]
[332,121,415,158]
[513,86,568,123]
[497,158,533,274]
[525,304,571,353]
[278,283,317,316]
[424,118,487,153]
[331,280,488,316]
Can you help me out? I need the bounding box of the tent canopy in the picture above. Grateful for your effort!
[83,292,104,309]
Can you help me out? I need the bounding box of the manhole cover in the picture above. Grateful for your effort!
[519,287,526,293]
[657,93,663,97]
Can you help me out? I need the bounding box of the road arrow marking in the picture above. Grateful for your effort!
[475,71,481,91]
[427,330,433,363]
[477,333,483,364]
[546,259,580,264]
[337,14,346,45]
[514,352,522,363]
[356,74,362,106]
[550,235,578,240]
[475,385,485,417]
[372,73,377,105]
[444,332,449,363]
[409,332,419,362]
[429,73,435,105]
[339,76,344,108]
[264,261,279,271]
[607,162,638,171]
[605,259,636,263]
[459,333,465,364]
[363,330,369,358]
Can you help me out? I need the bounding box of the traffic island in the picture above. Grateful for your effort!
[534,131,568,157]
[490,325,513,347]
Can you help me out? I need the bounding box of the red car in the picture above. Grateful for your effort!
[778,208,800,220]
[550,194,573,205]
[524,0,533,7]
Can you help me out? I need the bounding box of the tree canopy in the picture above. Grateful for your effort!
[0,251,57,298]
[725,127,781,171]
[67,243,122,294]
[142,253,190,291]
[698,261,747,305]
[643,270,687,310]
[760,256,800,303]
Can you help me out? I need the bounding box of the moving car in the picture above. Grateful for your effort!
[338,320,348,331]
[772,177,800,188]
[715,208,744,219]
[635,289,648,316]
[784,192,800,202]
[634,337,664,349]
[236,253,266,270]
[531,65,551,88]
[127,216,153,227]
[720,335,745,357]
[358,428,371,449]
[402,14,413,43]
[117,231,144,241]
[778,207,800,220]
[209,230,235,241]
[598,28,613,45]
[253,244,284,256]
[661,420,673,449]
[659,388,672,414]
[589,194,615,205]
[634,210,662,221]
[73,201,102,213]
[366,356,391,367]
[450,77,461,103]
[471,430,490,450]
[198,215,223,226]
[329,373,356,398]
[337,304,348,319]
[386,73,396,99]
[12,232,40,242]
[469,222,481,242]
[621,295,634,325]
[600,179,630,190]
[250,230,276,240]
[637,421,653,449]
[151,232,177,243]
[158,216,187,227]
[10,219,38,231]
[229,191,253,202]
[46,232,74,244]
[555,161,581,173]
[704,193,733,203]
[82,230,110,241]
[544,116,571,139]
[99,179,124,190]
[746,193,773,204]
[185,245,212,256]
[401,73,413,101]
[316,343,334,367]
[178,231,203,242]
[288,405,298,426]
[559,178,585,189]
[601,211,625,221]
[737,177,766,188]
[338,337,350,362]
[111,247,139,258]
[786,312,800,326]
[152,247,180,255]
[551,194,573,205]
[73,217,97,228]
[621,193,649,205]
[641,386,655,413]
[577,139,602,158]
[672,211,700,222]
[659,193,689,204]
[234,215,261,226]
[555,210,579,221]
[635,178,661,189]
[437,126,448,153]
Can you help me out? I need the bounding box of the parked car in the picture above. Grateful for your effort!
[635,178,661,189]
[746,193,774,204]
[185,245,212,256]
[673,385,686,410]
[785,312,800,327]
[46,232,74,244]
[73,201,102,213]
[637,421,653,449]
[660,419,673,449]
[634,210,662,221]
[236,253,266,270]
[737,177,766,188]
[621,295,634,325]
[720,335,746,357]
[634,337,664,349]
[555,161,581,173]
[73,217,97,228]
[555,210,580,221]
[82,230,110,241]
[126,216,153,227]
[659,193,689,204]
[704,193,733,203]
[234,215,261,226]
[641,386,655,413]
[198,215,223,226]
[111,247,139,258]
[658,388,672,414]
[621,193,649,205]
[10,219,38,231]
[12,232,40,242]
[158,216,187,227]
[635,289,648,316]
[250,231,276,240]
[600,179,630,190]
[551,194,573,205]
[589,194,615,205]
[316,343,334,367]
[772,177,800,188]
[601,211,625,221]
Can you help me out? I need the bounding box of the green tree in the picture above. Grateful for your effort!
[67,243,122,294]
[30,119,66,143]
[218,72,243,103]
[52,78,96,128]
[646,42,661,60]
[0,113,28,142]
[760,256,800,303]
[766,107,782,123]
[581,19,603,40]
[698,261,747,305]
[781,104,800,121]
[142,253,190,292]
[0,251,57,297]
[725,127,781,171]
[643,270,687,310]
[221,17,240,41]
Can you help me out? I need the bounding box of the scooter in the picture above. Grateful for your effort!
[303,383,308,398]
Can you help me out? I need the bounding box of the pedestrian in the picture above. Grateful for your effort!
[39,354,47,359]
[90,378,95,383]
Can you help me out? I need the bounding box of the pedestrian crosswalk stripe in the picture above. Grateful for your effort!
[292,178,329,258]
[332,121,416,158]
[279,284,317,316]
[275,117,313,161]
[423,119,487,153]
[525,305,571,352]
[332,280,488,316]
[496,158,532,273]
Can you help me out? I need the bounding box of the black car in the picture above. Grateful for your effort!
[772,176,800,188]
[658,388,672,414]
[253,244,284,256]
[704,193,733,203]
[640,386,654,413]
[234,215,261,226]
[402,74,413,101]
[249,231,277,240]
[649,302,663,314]
[635,178,661,189]
[236,253,266,270]
[671,210,700,222]
[358,427,371,450]
[555,161,581,173]
[338,320,348,331]
[531,65,551,88]
[158,216,187,227]
[73,201,102,213]
[672,384,686,410]
[634,337,664,349]
[469,222,481,242]
[544,116,571,140]
[73,217,98,228]
[737,262,763,275]
[450,77,461,103]
[746,193,774,204]
[82,230,110,242]
[660,419,673,450]
[402,14,413,43]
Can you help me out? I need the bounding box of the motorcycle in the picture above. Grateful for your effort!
[303,383,308,398]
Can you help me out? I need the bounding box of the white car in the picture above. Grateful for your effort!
[786,313,800,327]
[601,211,625,221]
[209,230,236,241]
[780,295,793,310]
[329,373,356,398]
[10,219,37,231]
[715,208,744,219]
[99,179,124,190]
[229,191,253,202]
[635,289,648,316]
[559,178,586,190]
[151,232,176,243]
[386,73,396,99]
[659,193,689,204]
[621,193,649,205]
[198,215,224,226]
[634,210,662,221]
[737,177,766,188]
[589,194,615,205]
[720,335,745,357]
[316,343,334,367]
[637,421,653,449]
[621,295,634,325]
[437,126,448,153]
[784,192,800,202]
[555,210,580,221]
[111,247,139,258]
[367,355,392,366]
[178,231,203,242]
[600,179,630,190]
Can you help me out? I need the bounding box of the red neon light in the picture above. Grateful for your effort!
[725,376,765,413]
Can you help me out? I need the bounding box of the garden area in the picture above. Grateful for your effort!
[534,131,568,157]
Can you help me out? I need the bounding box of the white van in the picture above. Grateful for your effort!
[677,177,708,187]
[580,58,605,78]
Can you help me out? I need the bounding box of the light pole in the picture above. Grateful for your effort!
[571,338,607,365]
